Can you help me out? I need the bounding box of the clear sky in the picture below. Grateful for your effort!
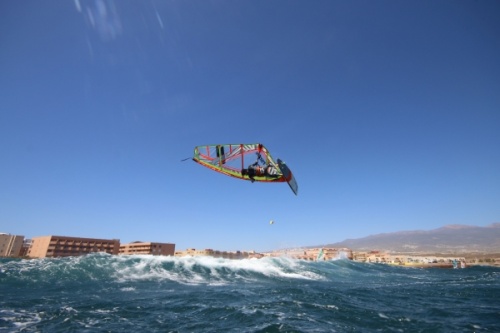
[1,0,499,252]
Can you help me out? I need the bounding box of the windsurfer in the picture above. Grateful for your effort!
[241,161,279,182]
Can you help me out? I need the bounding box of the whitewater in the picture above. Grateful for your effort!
[1,254,498,332]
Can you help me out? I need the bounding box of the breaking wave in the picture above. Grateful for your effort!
[0,253,336,286]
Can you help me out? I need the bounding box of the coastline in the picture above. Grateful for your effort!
[351,250,500,268]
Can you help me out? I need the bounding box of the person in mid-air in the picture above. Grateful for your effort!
[241,161,279,183]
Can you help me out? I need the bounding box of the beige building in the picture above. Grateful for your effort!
[28,235,120,258]
[119,241,175,256]
[0,233,25,257]
[267,247,353,261]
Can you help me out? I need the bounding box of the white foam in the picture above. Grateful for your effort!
[111,255,325,284]
[61,306,78,313]
[92,309,114,314]
[0,309,42,329]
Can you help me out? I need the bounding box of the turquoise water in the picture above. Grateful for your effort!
[1,253,499,332]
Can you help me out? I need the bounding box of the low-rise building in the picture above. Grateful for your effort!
[28,235,120,258]
[266,247,353,261]
[119,241,175,256]
[352,251,468,268]
[0,233,25,257]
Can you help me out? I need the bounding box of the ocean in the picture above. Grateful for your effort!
[1,254,498,332]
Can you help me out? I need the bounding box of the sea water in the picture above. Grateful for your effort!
[0,253,498,332]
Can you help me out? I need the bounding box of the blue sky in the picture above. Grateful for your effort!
[1,0,499,252]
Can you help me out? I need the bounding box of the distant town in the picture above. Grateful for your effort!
[1,232,498,268]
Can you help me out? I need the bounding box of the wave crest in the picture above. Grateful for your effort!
[1,254,332,285]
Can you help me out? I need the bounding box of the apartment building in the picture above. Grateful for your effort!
[119,241,175,256]
[28,235,120,258]
[20,238,32,257]
[0,233,25,257]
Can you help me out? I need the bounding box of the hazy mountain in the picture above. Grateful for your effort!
[321,223,500,253]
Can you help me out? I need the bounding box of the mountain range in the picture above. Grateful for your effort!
[320,223,500,254]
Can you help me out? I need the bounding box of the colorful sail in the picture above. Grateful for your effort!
[192,143,298,195]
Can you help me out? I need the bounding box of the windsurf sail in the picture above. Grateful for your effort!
[192,143,298,195]
[317,248,324,261]
[277,158,299,196]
